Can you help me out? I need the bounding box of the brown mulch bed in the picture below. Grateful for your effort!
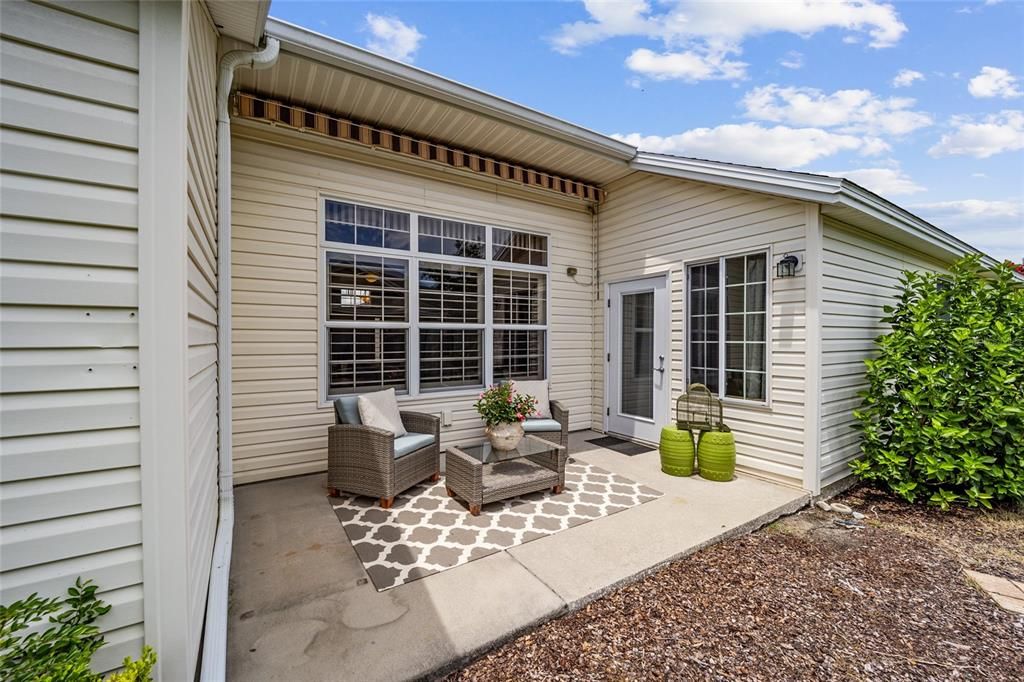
[447,487,1024,681]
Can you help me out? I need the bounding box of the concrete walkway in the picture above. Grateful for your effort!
[227,431,808,681]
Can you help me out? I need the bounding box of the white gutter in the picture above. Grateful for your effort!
[200,36,280,682]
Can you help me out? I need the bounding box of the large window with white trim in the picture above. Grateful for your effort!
[322,197,549,398]
[686,252,768,402]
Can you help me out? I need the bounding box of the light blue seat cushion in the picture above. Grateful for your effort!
[522,418,561,433]
[394,432,435,458]
[333,396,361,425]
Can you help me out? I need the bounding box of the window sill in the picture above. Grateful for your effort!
[721,397,772,412]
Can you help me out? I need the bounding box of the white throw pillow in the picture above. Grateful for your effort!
[513,380,551,419]
[357,388,407,437]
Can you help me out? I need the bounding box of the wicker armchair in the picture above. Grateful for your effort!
[327,410,441,509]
[522,400,569,453]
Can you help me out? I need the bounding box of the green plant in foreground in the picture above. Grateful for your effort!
[473,382,540,426]
[0,578,156,682]
[850,255,1024,510]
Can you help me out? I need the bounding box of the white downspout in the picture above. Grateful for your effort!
[200,36,279,682]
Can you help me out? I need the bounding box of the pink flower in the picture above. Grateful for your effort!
[516,413,525,421]
[535,411,541,417]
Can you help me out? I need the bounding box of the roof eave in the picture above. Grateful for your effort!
[631,152,1004,271]
[263,17,638,163]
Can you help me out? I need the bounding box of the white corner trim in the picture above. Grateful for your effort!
[802,203,823,495]
[137,1,191,679]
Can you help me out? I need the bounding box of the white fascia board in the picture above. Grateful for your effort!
[631,153,844,204]
[837,181,1005,271]
[632,152,1006,271]
[263,17,637,162]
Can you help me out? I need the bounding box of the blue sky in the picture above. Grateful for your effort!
[270,1,1024,262]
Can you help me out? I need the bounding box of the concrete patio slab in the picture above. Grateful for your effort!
[227,430,809,681]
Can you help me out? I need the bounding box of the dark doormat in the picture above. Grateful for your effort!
[585,435,656,456]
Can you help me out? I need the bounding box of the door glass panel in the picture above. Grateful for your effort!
[620,291,654,419]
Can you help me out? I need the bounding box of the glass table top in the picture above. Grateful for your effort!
[454,435,561,464]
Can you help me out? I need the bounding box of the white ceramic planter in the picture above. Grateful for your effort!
[486,421,525,450]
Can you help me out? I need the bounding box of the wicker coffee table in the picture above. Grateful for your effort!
[445,435,568,515]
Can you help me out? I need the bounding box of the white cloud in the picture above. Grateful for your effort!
[612,123,864,168]
[625,48,746,82]
[909,199,1020,220]
[364,13,424,63]
[820,167,926,196]
[779,50,804,70]
[929,110,1024,158]
[741,85,933,136]
[552,1,906,82]
[967,66,1022,99]
[909,198,1023,262]
[892,69,924,87]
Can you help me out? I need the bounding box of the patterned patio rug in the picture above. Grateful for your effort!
[328,460,661,591]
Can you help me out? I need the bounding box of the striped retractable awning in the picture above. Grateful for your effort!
[233,92,605,203]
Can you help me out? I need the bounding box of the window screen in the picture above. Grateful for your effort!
[493,329,546,381]
[419,217,485,259]
[328,328,407,394]
[492,228,548,266]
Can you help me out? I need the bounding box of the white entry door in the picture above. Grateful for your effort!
[606,274,670,443]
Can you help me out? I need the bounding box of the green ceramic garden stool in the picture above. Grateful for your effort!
[659,425,695,477]
[697,430,736,482]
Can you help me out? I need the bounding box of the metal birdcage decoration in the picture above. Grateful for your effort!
[676,383,729,434]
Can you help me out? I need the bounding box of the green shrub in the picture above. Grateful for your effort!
[0,578,156,682]
[850,255,1024,509]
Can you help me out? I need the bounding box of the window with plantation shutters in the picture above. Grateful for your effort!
[321,197,548,398]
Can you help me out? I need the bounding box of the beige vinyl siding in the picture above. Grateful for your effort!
[184,3,219,668]
[596,172,809,486]
[818,218,945,488]
[0,0,143,671]
[230,128,595,484]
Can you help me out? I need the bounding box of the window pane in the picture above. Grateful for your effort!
[745,372,765,401]
[325,200,409,250]
[493,329,545,381]
[746,283,766,312]
[419,262,483,323]
[745,343,766,372]
[726,257,745,285]
[326,252,407,322]
[705,342,719,368]
[746,254,767,282]
[493,227,547,266]
[328,328,407,394]
[726,285,744,312]
[419,329,483,390]
[725,371,744,398]
[726,313,744,342]
[726,342,744,371]
[418,216,484,259]
[745,313,765,342]
[493,269,546,325]
[621,292,654,419]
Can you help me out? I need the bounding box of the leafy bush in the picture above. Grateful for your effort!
[850,255,1024,509]
[1,578,156,682]
[473,382,540,426]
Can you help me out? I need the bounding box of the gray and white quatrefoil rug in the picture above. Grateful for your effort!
[328,459,661,590]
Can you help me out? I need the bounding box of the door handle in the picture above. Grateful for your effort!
[654,354,665,373]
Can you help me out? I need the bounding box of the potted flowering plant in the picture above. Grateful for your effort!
[473,382,540,450]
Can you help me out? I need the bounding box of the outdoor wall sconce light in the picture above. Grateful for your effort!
[776,253,801,278]
[566,266,579,278]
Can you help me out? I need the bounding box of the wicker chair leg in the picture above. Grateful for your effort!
[469,504,481,516]
[430,472,440,482]
[552,484,564,494]
[327,487,340,497]
[445,486,455,497]
[379,497,394,509]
